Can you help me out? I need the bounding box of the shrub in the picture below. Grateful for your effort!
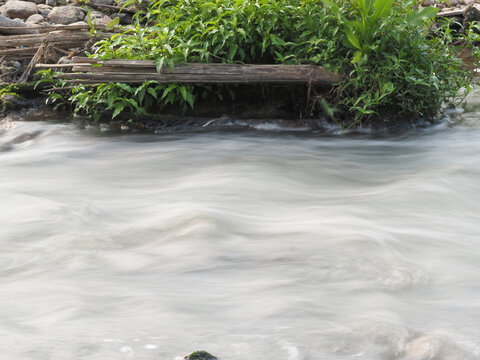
[45,0,480,127]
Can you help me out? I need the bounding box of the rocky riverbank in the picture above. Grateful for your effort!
[0,0,132,33]
[1,0,480,130]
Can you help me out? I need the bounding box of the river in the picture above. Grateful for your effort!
[1,92,480,360]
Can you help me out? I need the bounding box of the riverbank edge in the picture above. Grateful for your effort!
[1,0,479,133]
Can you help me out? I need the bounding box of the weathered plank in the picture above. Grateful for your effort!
[52,60,342,85]
[19,43,45,83]
[0,32,113,48]
[437,8,466,17]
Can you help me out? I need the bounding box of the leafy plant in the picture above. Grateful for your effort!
[43,0,480,127]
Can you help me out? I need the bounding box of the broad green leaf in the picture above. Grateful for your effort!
[406,7,439,27]
[112,103,125,119]
[352,51,363,64]
[116,83,133,93]
[179,86,187,101]
[147,87,158,99]
[345,30,361,50]
[156,57,165,73]
[161,84,176,100]
[372,0,393,23]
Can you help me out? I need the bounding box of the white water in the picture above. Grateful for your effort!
[1,95,480,360]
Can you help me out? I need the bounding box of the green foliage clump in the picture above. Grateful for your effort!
[47,0,480,126]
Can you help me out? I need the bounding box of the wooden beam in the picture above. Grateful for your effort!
[52,60,342,85]
[437,8,466,17]
[0,32,111,48]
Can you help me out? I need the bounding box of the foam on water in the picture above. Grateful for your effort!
[1,92,480,359]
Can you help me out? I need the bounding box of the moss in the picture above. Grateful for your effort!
[184,350,218,360]
[0,83,38,113]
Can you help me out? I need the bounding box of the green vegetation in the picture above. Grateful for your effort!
[0,83,36,112]
[42,0,480,127]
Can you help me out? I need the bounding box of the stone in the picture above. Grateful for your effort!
[37,4,51,10]
[0,14,38,34]
[25,13,44,23]
[73,6,86,20]
[422,0,434,6]
[90,0,114,5]
[118,12,132,25]
[40,8,51,16]
[464,4,480,25]
[87,10,104,20]
[94,14,113,26]
[46,5,83,24]
[67,20,87,25]
[184,351,218,360]
[1,94,29,111]
[1,0,38,19]
[46,0,56,6]
[37,5,52,17]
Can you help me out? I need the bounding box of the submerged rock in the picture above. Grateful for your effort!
[184,350,218,360]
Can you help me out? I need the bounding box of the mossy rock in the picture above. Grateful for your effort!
[184,350,218,360]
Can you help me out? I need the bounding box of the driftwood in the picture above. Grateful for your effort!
[0,26,119,82]
[18,43,45,83]
[0,29,116,61]
[42,57,343,85]
[88,2,138,14]
[0,32,98,48]
[437,8,466,17]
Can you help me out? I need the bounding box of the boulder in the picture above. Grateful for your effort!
[68,20,87,25]
[88,10,105,20]
[0,14,38,34]
[90,0,114,5]
[118,12,132,25]
[0,0,38,19]
[37,4,51,17]
[92,14,113,26]
[184,351,218,360]
[1,94,29,111]
[46,5,83,24]
[37,4,52,10]
[46,0,57,6]
[464,4,480,26]
[26,13,44,23]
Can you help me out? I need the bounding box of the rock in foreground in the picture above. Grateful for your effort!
[184,350,218,360]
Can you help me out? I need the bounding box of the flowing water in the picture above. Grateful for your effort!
[1,93,480,360]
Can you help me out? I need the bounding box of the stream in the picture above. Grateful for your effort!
[1,91,480,359]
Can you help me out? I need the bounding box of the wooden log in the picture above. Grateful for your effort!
[88,2,138,14]
[67,57,341,81]
[31,24,120,33]
[437,8,466,17]
[55,64,342,85]
[0,47,39,56]
[18,43,45,83]
[35,63,93,69]
[0,32,109,48]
